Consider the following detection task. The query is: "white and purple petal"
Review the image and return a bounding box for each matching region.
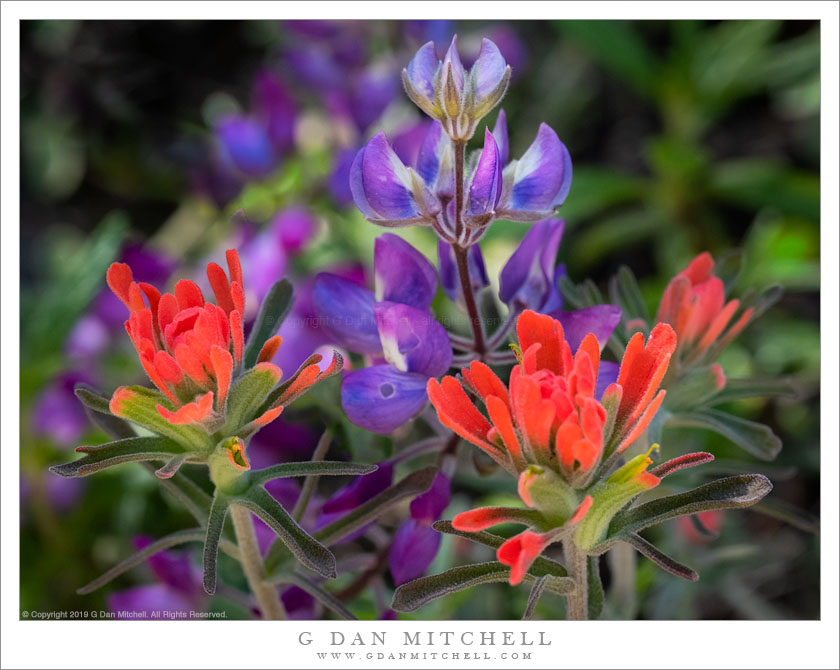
[352,132,421,221]
[374,234,438,310]
[404,41,440,100]
[507,123,573,212]
[313,273,381,354]
[467,127,503,216]
[441,35,466,96]
[341,365,431,434]
[374,301,452,377]
[471,38,508,100]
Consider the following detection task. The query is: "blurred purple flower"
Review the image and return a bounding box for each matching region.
[409,471,451,522]
[216,115,279,179]
[32,371,95,446]
[252,69,296,155]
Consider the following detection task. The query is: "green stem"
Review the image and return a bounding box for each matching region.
[564,539,589,621]
[229,503,287,620]
[292,431,331,522]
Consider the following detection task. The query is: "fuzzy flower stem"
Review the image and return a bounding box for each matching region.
[453,244,486,355]
[564,538,589,621]
[229,504,287,620]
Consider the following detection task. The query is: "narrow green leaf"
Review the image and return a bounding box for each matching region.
[74,384,113,415]
[669,409,783,460]
[243,279,294,368]
[753,497,820,534]
[609,265,650,324]
[203,493,230,595]
[392,561,575,613]
[704,377,797,406]
[249,461,378,486]
[432,520,568,577]
[77,528,239,595]
[313,467,438,547]
[155,454,188,479]
[276,572,357,620]
[292,430,332,522]
[604,474,773,545]
[522,575,549,620]
[588,555,605,620]
[234,488,336,579]
[50,436,188,478]
[626,533,698,581]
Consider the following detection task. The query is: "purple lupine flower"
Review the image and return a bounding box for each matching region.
[32,371,96,446]
[316,463,394,542]
[437,240,489,305]
[549,305,622,352]
[499,218,565,310]
[415,121,455,201]
[390,120,432,168]
[374,234,437,309]
[350,133,439,225]
[402,35,511,141]
[216,115,279,179]
[107,539,205,619]
[409,470,451,522]
[314,235,452,433]
[252,69,296,155]
[497,122,573,221]
[350,65,400,133]
[389,471,451,586]
[389,520,443,586]
[329,147,357,206]
[273,207,318,255]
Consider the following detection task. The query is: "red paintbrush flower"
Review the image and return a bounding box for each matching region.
[426,309,677,584]
[656,252,754,370]
[106,249,340,434]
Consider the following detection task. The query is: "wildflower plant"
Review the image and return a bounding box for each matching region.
[49,30,795,621]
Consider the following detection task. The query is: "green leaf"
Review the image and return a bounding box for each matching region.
[626,533,698,581]
[109,385,212,451]
[668,409,783,460]
[392,561,575,613]
[234,488,336,579]
[313,467,438,547]
[703,377,797,406]
[601,474,773,549]
[74,384,113,415]
[203,492,230,595]
[223,364,283,432]
[77,528,240,595]
[608,265,650,325]
[753,497,820,534]
[274,572,357,620]
[50,436,188,478]
[243,279,294,368]
[710,160,819,221]
[665,366,728,411]
[249,461,377,486]
[522,575,549,620]
[559,166,645,221]
[432,520,568,577]
[588,555,605,620]
[559,21,659,98]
